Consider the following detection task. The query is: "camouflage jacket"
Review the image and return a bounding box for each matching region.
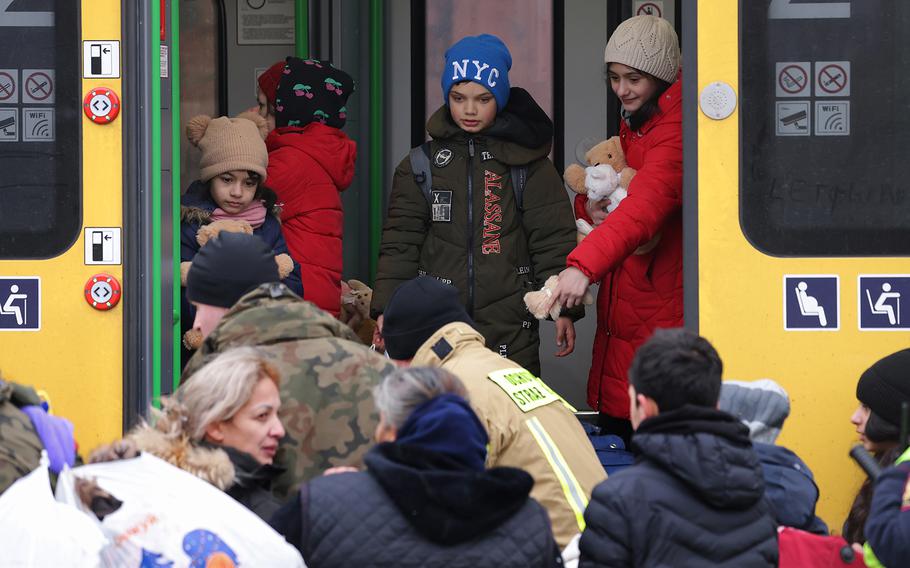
[182,283,394,500]
[0,379,43,495]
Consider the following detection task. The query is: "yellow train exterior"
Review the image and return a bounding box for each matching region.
[694,1,909,526]
[0,2,124,451]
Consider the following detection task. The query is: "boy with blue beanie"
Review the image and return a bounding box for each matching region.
[371,34,581,376]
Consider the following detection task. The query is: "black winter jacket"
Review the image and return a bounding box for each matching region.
[271,442,561,568]
[371,88,579,375]
[579,406,779,568]
[219,445,284,521]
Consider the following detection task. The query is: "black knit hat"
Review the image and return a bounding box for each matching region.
[274,57,354,129]
[186,232,280,308]
[382,277,474,360]
[856,348,910,427]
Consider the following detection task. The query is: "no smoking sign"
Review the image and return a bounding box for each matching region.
[815,61,850,97]
[776,62,810,97]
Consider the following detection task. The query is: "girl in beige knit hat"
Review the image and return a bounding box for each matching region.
[179,112,303,367]
[552,15,684,445]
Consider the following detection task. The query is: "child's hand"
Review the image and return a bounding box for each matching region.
[584,197,610,227]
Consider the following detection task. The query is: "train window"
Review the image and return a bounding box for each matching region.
[740,0,910,256]
[424,0,554,126]
[0,2,81,259]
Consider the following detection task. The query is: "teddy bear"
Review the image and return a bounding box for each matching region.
[523,274,595,321]
[340,279,378,347]
[564,137,637,243]
[180,218,294,351]
[564,137,661,255]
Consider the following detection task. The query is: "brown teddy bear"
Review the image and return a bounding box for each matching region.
[180,219,294,350]
[523,274,595,321]
[564,137,660,254]
[340,279,378,347]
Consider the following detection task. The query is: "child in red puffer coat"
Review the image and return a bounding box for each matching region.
[256,57,356,317]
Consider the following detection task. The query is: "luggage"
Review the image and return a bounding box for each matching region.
[581,421,634,475]
[778,526,866,568]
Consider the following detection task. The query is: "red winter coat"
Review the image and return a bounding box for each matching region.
[266,122,356,317]
[568,76,683,419]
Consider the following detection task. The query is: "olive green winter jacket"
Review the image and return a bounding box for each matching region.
[371,88,579,375]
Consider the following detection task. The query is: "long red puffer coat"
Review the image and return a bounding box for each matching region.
[266,122,356,317]
[568,76,683,419]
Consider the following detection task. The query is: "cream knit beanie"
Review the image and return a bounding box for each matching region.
[604,15,680,83]
[186,111,269,182]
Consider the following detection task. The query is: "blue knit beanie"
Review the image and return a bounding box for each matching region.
[395,393,489,471]
[441,34,512,111]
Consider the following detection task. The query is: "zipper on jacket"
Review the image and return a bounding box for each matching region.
[596,273,615,414]
[466,138,476,316]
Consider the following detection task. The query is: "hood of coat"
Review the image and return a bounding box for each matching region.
[364,442,533,546]
[128,423,236,491]
[752,442,821,529]
[633,405,766,509]
[426,87,553,165]
[183,283,360,379]
[266,121,357,191]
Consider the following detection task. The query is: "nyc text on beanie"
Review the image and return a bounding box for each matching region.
[441,34,512,111]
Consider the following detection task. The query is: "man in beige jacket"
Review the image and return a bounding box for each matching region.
[379,276,606,550]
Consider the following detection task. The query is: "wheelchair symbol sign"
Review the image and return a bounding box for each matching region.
[858,275,910,331]
[0,277,40,331]
[784,275,839,331]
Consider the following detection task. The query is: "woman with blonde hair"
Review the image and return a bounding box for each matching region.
[92,347,286,520]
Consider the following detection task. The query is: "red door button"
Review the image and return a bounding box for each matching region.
[83,88,120,123]
[84,274,121,310]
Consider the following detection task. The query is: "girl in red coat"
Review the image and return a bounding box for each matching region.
[553,15,683,443]
[256,57,356,317]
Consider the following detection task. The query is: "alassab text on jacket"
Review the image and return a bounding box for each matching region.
[181,283,394,499]
[864,447,910,568]
[412,322,606,549]
[579,406,778,567]
[569,76,683,418]
[266,122,357,317]
[371,88,579,376]
[273,442,561,568]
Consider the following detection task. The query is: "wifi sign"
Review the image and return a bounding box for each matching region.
[814,101,849,136]
[22,108,54,142]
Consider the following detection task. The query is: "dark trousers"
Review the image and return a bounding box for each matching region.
[598,414,634,449]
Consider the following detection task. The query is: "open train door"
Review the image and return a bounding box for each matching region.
[687,0,910,527]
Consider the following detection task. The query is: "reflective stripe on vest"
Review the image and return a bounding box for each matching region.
[525,416,588,532]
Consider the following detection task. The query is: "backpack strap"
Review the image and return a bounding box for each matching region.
[409,141,433,203]
[511,165,528,213]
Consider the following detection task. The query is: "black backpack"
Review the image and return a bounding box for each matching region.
[409,141,528,215]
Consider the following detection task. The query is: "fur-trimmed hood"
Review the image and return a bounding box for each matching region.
[127,423,236,490]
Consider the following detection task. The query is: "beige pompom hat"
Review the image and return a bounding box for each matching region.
[186,111,269,182]
[604,15,680,83]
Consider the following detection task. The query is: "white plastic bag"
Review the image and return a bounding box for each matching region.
[0,457,105,567]
[56,453,304,568]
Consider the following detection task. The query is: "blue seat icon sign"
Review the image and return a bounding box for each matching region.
[859,276,910,330]
[0,277,40,331]
[784,275,839,331]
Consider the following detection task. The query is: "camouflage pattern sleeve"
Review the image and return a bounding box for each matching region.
[0,381,43,495]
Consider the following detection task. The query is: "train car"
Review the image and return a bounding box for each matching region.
[0,0,905,530]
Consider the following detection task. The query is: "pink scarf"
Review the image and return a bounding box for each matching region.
[211,200,267,229]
